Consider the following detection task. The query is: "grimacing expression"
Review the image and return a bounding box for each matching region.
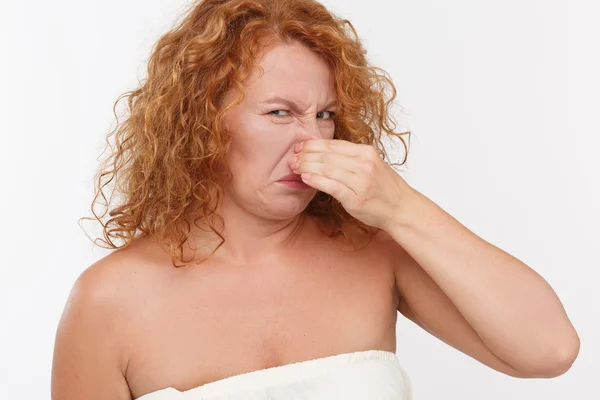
[221,42,339,219]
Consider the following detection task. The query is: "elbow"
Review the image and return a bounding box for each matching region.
[521,334,581,378]
[546,336,580,377]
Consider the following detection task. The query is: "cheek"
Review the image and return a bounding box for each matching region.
[227,122,287,175]
[228,120,269,159]
[325,125,336,139]
[242,116,289,145]
[242,121,295,164]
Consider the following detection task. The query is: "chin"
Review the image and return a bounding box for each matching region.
[268,198,314,219]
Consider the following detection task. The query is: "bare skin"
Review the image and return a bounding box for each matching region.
[121,216,399,399]
[52,42,402,399]
[51,215,401,400]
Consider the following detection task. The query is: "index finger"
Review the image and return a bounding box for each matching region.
[296,139,367,156]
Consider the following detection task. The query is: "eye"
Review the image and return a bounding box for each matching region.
[317,111,336,120]
[269,110,290,117]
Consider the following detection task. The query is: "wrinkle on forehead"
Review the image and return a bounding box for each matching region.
[242,44,337,110]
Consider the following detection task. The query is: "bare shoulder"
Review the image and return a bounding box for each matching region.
[370,229,419,306]
[367,228,404,293]
[51,236,165,399]
[372,229,415,283]
[65,236,166,316]
[370,229,405,265]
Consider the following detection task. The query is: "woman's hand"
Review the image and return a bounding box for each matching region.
[288,139,415,231]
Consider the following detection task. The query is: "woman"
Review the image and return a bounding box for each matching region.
[51,0,580,399]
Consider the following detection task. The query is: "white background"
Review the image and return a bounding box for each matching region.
[1,0,598,398]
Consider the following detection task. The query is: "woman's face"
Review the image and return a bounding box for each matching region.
[220,42,338,220]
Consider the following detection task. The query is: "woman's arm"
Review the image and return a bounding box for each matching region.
[385,187,580,378]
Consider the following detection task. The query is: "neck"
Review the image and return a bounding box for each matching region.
[183,196,313,266]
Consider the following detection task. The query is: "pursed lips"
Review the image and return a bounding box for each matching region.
[278,173,302,181]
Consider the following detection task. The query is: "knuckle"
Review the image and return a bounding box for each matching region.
[362,160,376,174]
[334,181,344,196]
[323,165,335,178]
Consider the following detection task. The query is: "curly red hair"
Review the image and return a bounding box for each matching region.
[80,0,411,268]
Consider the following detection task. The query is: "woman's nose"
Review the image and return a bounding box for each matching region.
[295,120,322,141]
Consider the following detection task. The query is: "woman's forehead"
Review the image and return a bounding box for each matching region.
[244,44,336,93]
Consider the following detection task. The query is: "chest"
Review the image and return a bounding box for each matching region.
[125,237,399,398]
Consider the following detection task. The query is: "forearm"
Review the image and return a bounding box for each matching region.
[387,188,580,374]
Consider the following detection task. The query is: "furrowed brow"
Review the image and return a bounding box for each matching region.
[260,97,338,113]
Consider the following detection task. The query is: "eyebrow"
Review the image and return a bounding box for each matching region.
[259,97,338,113]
